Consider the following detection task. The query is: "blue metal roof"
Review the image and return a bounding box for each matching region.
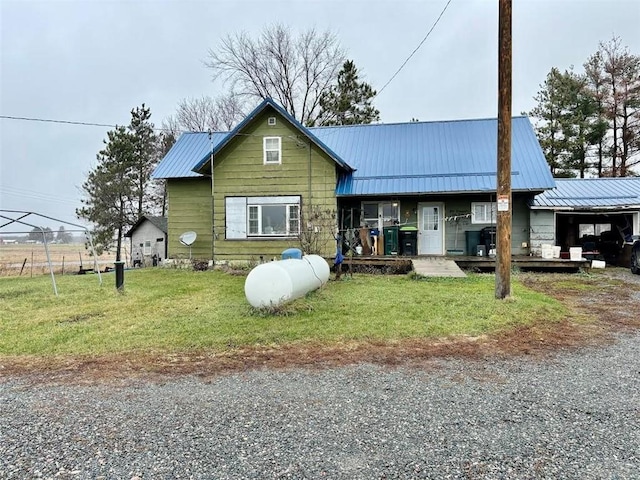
[311,116,555,195]
[152,103,555,195]
[152,132,226,178]
[533,178,640,209]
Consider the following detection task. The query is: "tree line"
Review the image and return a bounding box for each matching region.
[78,24,380,260]
[24,226,73,243]
[528,36,640,178]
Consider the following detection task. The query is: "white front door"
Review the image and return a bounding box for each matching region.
[418,203,444,255]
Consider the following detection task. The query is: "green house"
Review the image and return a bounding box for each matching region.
[152,99,557,261]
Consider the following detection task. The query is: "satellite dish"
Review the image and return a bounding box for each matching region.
[179,231,197,259]
[179,231,197,246]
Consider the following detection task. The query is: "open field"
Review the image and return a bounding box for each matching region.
[0,243,117,277]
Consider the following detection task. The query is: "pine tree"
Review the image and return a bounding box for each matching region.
[315,60,380,126]
[77,125,136,259]
[129,104,159,217]
[529,67,609,178]
[560,71,607,178]
[529,68,573,177]
[77,105,161,260]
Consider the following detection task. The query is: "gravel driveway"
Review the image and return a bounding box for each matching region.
[2,330,639,479]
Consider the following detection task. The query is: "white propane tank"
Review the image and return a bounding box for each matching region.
[244,255,330,308]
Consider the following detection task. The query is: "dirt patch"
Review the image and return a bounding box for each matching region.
[2,269,638,385]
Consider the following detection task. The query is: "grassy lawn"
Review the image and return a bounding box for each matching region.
[0,269,567,357]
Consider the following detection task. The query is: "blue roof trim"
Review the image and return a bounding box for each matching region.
[533,178,640,209]
[192,98,354,174]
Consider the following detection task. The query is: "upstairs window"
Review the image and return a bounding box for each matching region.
[471,202,496,224]
[263,137,281,164]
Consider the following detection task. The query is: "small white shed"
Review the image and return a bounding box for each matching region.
[125,216,168,266]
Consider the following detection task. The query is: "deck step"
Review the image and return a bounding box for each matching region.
[411,258,467,278]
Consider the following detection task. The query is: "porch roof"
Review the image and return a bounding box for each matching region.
[532,178,640,210]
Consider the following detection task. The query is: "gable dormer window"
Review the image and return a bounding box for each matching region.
[263,137,281,164]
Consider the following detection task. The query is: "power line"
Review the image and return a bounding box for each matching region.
[0,114,177,133]
[0,115,117,129]
[377,0,454,97]
[0,186,83,207]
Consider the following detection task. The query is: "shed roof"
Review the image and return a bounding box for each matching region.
[152,100,555,195]
[532,178,640,210]
[125,216,168,237]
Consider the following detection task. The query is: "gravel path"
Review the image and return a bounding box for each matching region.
[2,332,639,479]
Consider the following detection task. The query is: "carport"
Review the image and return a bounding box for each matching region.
[531,178,640,265]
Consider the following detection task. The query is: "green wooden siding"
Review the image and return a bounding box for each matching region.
[166,178,212,259]
[212,108,338,260]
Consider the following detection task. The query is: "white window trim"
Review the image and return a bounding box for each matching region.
[248,203,300,237]
[225,196,301,239]
[143,240,152,255]
[361,201,401,230]
[263,137,281,165]
[471,202,497,224]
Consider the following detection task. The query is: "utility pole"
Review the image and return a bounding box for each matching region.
[496,0,512,299]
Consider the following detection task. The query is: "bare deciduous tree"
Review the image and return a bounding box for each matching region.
[175,95,244,132]
[205,24,346,126]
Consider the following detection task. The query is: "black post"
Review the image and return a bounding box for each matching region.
[115,261,125,291]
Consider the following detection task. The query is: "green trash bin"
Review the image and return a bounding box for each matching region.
[399,226,418,256]
[465,230,482,256]
[383,226,399,255]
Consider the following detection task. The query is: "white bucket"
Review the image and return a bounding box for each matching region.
[541,244,553,259]
[552,246,561,259]
[355,246,363,255]
[591,260,606,269]
[569,247,583,261]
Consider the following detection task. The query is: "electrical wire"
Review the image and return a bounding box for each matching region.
[0,186,83,207]
[1,1,454,134]
[376,0,454,97]
[0,115,117,129]
[0,114,182,133]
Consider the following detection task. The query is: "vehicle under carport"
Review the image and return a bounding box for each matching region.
[531,178,640,266]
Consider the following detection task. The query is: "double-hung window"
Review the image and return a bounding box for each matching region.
[225,196,300,239]
[471,202,497,224]
[263,137,281,164]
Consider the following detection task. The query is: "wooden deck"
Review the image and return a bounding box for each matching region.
[452,255,590,272]
[331,255,590,272]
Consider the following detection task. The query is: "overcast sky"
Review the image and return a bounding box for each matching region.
[1,0,639,231]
